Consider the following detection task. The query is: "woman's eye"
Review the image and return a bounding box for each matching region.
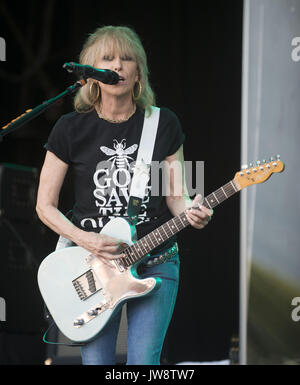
[103,56,113,61]
[122,56,132,61]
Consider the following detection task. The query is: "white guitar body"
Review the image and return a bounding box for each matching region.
[38,218,161,343]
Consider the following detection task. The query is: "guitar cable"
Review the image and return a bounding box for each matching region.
[42,319,86,347]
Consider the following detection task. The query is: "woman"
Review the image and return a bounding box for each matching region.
[36,25,212,365]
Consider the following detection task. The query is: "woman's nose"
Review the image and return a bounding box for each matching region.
[113,57,122,71]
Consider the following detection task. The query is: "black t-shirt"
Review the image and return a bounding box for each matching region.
[45,106,185,253]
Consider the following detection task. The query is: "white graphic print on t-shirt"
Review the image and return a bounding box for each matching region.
[80,139,151,229]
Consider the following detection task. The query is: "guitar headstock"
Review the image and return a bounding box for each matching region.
[234,155,285,190]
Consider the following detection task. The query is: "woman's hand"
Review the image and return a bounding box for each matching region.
[76,231,126,267]
[185,194,213,229]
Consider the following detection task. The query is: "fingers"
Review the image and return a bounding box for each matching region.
[197,204,213,218]
[186,199,214,230]
[193,193,204,206]
[186,209,207,229]
[92,250,125,270]
[97,250,124,260]
[81,232,128,263]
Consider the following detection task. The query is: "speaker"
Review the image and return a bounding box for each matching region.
[0,163,56,334]
[0,218,51,334]
[0,163,38,221]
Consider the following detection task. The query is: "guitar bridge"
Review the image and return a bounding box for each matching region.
[72,269,102,301]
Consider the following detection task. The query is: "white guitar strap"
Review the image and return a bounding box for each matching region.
[127,106,160,223]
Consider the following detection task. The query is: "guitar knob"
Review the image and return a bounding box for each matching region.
[88,309,98,316]
[74,318,84,326]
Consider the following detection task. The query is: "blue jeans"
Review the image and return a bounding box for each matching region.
[80,247,180,365]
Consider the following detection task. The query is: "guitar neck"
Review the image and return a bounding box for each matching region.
[122,179,240,267]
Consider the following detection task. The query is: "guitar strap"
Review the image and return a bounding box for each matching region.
[127,106,160,224]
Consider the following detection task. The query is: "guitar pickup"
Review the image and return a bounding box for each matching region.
[72,269,102,301]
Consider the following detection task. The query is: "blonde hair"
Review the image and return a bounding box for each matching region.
[74,25,156,115]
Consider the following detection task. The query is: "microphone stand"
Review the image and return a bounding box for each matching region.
[0,79,86,141]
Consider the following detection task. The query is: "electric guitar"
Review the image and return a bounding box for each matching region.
[38,157,284,342]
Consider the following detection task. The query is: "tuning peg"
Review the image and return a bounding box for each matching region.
[249,163,253,167]
[262,159,266,163]
[270,156,274,161]
[241,164,248,170]
[256,160,261,165]
[276,154,281,160]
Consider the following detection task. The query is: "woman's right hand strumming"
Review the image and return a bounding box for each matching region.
[76,231,126,267]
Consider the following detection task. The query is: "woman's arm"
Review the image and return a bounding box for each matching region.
[165,145,213,229]
[36,151,124,262]
[36,151,79,241]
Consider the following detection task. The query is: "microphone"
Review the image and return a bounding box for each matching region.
[63,62,120,84]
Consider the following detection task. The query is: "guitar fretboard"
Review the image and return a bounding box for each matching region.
[121,180,239,267]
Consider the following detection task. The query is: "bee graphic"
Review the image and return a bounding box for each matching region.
[100,139,138,169]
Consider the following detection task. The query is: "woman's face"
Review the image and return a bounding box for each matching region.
[94,47,139,100]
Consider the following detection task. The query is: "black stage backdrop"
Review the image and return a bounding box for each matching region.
[0,0,242,364]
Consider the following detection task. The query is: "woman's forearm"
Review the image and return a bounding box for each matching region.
[36,203,84,244]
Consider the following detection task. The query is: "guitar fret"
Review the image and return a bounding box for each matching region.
[170,218,178,231]
[212,192,220,204]
[230,180,238,192]
[179,212,189,227]
[141,241,149,255]
[123,249,133,266]
[224,182,232,191]
[142,238,151,253]
[178,214,186,227]
[132,243,143,260]
[129,248,138,263]
[215,189,226,203]
[173,217,182,231]
[161,225,169,239]
[161,226,168,240]
[203,198,212,209]
[206,194,218,208]
[167,221,176,234]
[176,216,184,227]
[226,184,235,196]
[153,229,164,243]
[143,236,152,252]
[149,234,158,247]
[221,186,228,198]
[137,241,147,257]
